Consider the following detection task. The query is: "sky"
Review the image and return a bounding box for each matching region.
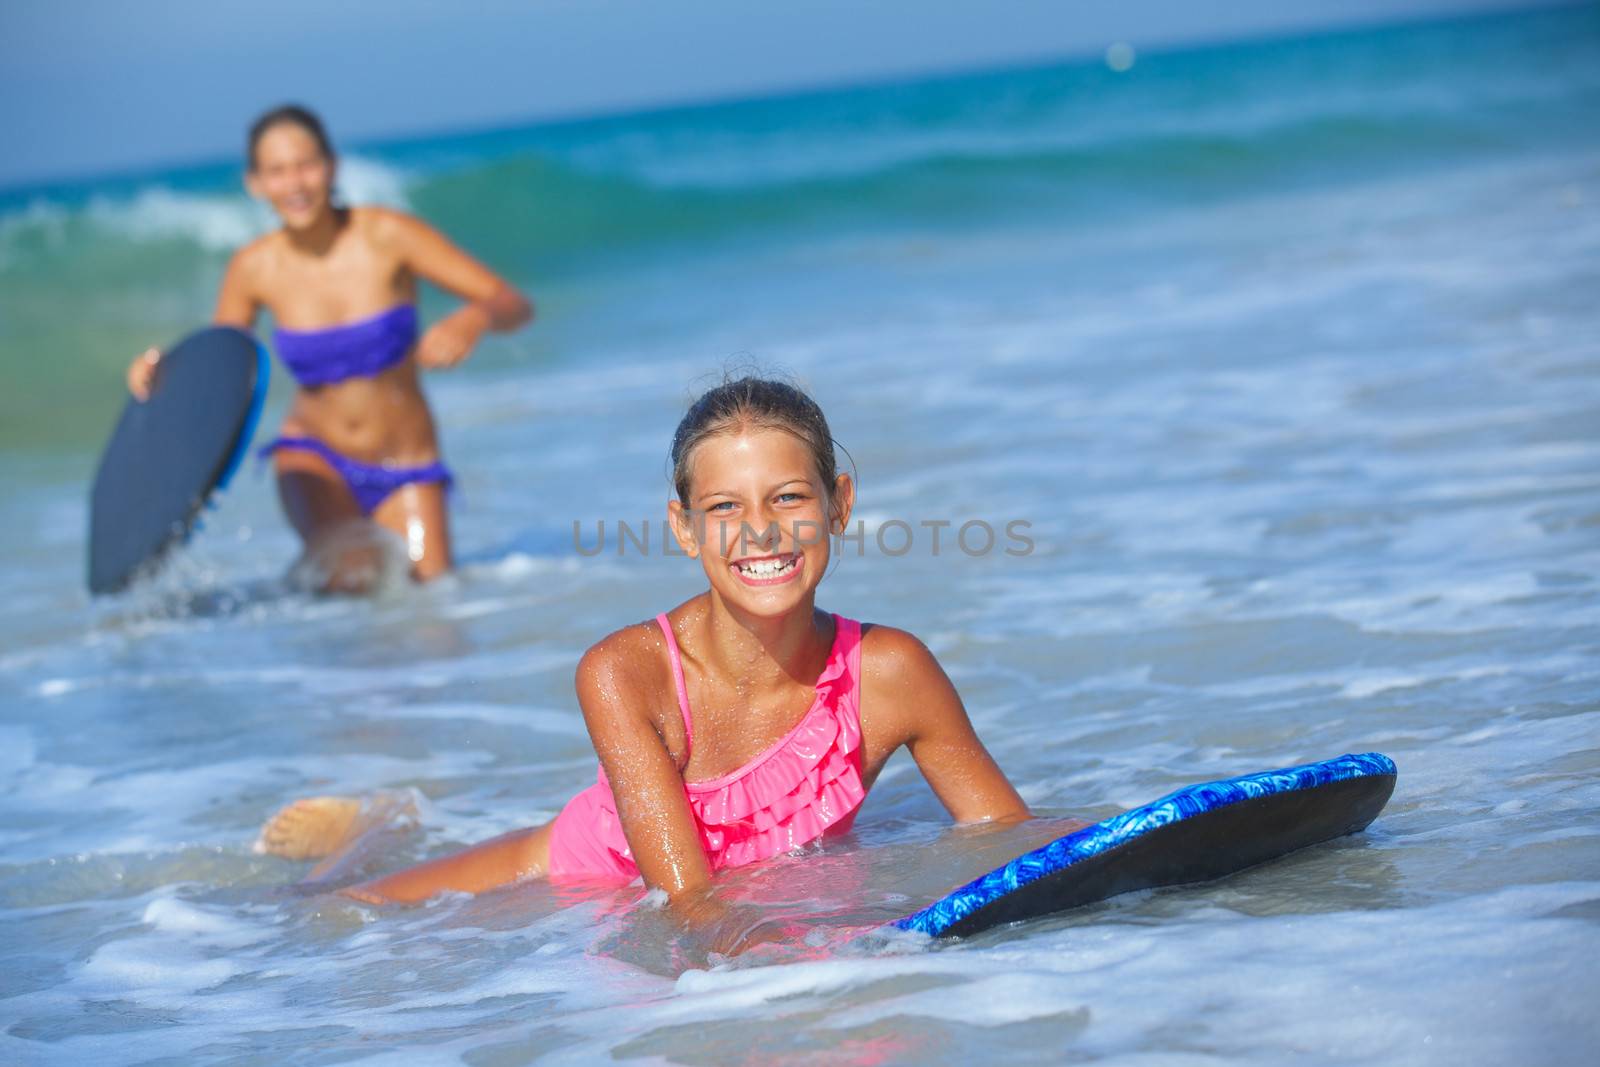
[0,0,1563,190]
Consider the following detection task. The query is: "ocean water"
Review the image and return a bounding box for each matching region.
[3,7,1599,1064]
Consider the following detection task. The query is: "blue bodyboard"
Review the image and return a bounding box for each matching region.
[897,752,1396,939]
[87,327,269,594]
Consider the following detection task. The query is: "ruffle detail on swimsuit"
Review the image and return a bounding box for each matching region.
[274,304,418,388]
[685,621,866,868]
[552,615,867,882]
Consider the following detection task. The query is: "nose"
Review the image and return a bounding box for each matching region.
[742,504,782,554]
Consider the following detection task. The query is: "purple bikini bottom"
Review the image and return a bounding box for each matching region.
[260,436,453,515]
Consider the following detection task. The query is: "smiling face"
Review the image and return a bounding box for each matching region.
[246,122,335,232]
[669,427,853,620]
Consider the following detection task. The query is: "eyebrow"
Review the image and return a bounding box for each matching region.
[694,478,815,504]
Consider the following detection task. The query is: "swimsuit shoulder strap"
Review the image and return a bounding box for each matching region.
[655,613,694,751]
[835,614,865,727]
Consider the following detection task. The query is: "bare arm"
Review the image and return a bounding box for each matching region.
[128,247,259,399]
[212,248,260,329]
[575,631,714,900]
[863,626,1030,823]
[381,210,531,368]
[576,629,846,954]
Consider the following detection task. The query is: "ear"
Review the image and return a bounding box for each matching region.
[667,499,702,559]
[244,169,263,200]
[829,472,855,534]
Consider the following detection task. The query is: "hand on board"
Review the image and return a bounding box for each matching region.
[127,347,161,401]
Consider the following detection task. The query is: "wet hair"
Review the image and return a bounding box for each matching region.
[247,105,335,170]
[670,376,840,505]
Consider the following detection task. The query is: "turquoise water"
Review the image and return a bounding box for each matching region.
[3,8,1599,1064]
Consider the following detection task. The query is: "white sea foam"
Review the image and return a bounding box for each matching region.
[80,937,242,997]
[142,894,278,948]
[85,186,273,250]
[3,153,412,255]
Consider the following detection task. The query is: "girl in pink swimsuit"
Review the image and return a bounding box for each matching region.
[258,377,1030,934]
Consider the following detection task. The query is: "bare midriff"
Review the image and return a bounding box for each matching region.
[280,357,441,465]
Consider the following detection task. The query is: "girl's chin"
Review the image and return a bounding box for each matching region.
[712,575,814,615]
[722,596,810,621]
[279,205,332,229]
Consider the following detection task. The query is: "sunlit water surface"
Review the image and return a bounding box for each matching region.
[2,10,1598,1064]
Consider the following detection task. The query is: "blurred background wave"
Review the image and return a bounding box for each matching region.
[3,6,1592,449]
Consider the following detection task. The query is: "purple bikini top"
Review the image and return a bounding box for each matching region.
[273,305,418,388]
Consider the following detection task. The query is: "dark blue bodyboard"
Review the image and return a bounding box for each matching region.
[88,327,268,594]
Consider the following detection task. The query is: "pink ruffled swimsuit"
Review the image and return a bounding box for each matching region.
[546,613,866,883]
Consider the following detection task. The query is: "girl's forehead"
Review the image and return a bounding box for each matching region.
[690,427,816,482]
[257,124,322,161]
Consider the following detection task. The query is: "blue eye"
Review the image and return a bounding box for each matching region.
[708,501,737,512]
[777,493,806,503]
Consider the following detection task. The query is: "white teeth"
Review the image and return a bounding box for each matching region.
[737,556,796,578]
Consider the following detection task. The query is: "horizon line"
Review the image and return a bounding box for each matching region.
[0,1,1562,198]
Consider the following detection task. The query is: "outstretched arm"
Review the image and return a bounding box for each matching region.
[381,209,531,368]
[128,247,259,399]
[863,626,1030,823]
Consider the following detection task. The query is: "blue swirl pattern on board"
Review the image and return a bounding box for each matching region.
[895,752,1397,938]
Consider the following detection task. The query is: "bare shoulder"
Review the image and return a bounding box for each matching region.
[574,620,673,711]
[228,233,276,279]
[352,205,428,248]
[858,622,966,747]
[215,236,274,313]
[859,623,944,685]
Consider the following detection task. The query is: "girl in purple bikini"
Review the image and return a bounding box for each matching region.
[127,105,531,587]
